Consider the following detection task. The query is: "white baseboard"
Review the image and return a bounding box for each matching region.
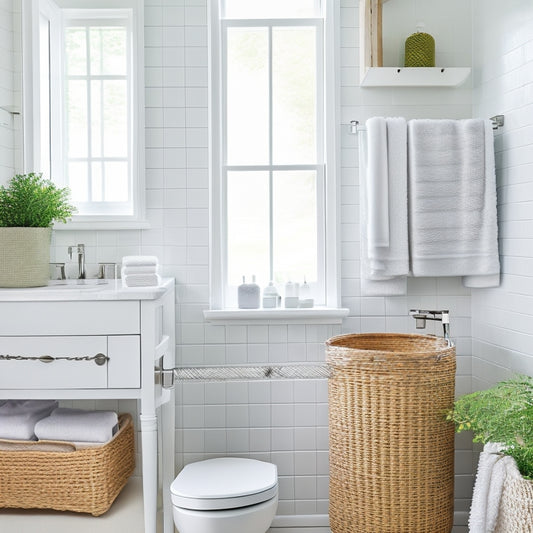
[268,514,330,532]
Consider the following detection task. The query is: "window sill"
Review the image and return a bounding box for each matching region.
[203,307,349,325]
[54,219,151,231]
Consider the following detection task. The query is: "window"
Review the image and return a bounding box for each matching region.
[210,0,340,309]
[23,0,146,228]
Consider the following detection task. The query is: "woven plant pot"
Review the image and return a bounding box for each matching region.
[326,333,456,533]
[495,458,533,532]
[0,227,52,287]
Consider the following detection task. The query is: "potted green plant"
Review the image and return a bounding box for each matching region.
[0,172,76,287]
[448,375,533,531]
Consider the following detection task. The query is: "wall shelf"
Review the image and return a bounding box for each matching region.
[360,67,471,87]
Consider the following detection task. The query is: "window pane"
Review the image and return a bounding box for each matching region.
[91,161,103,201]
[227,171,270,286]
[273,171,317,284]
[90,26,127,76]
[224,0,318,18]
[104,162,129,202]
[91,80,102,158]
[273,27,316,165]
[68,162,88,202]
[66,80,88,158]
[102,80,128,157]
[65,27,87,76]
[226,27,269,166]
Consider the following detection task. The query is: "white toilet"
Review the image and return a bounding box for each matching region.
[170,457,278,533]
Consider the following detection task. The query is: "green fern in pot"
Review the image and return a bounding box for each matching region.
[0,173,76,288]
[448,374,533,479]
[0,172,76,227]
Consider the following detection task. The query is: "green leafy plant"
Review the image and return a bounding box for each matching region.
[447,374,533,480]
[0,173,76,227]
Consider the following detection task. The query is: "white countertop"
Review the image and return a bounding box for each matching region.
[0,278,174,301]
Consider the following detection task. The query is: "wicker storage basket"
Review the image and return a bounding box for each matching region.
[326,333,456,533]
[495,457,533,532]
[0,413,135,516]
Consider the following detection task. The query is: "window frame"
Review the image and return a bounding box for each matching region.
[22,0,147,230]
[208,0,341,312]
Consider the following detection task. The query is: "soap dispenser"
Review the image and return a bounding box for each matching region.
[262,281,279,308]
[299,279,314,308]
[238,275,260,309]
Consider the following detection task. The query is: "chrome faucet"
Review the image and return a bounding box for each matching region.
[68,244,86,279]
[409,309,451,342]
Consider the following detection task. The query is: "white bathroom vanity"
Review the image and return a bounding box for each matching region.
[0,278,176,533]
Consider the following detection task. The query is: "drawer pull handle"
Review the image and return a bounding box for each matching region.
[0,353,109,366]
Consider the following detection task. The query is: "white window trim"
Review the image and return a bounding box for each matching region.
[22,0,148,230]
[207,0,342,317]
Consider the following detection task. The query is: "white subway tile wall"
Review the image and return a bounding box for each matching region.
[471,0,533,390]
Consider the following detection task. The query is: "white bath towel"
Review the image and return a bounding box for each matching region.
[469,443,513,533]
[121,255,159,267]
[360,117,409,296]
[0,400,58,440]
[121,265,159,276]
[122,273,161,288]
[408,119,500,284]
[34,408,118,443]
[366,117,390,249]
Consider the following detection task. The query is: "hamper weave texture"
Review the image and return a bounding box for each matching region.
[326,333,456,533]
[0,413,135,516]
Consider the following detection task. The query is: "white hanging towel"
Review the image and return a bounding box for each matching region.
[408,118,500,286]
[360,117,409,296]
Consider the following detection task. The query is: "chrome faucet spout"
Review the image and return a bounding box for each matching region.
[68,244,86,279]
[409,309,451,343]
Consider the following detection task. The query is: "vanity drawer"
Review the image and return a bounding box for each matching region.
[0,336,140,389]
[0,301,140,336]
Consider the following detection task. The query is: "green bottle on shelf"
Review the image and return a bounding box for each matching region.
[404,23,435,67]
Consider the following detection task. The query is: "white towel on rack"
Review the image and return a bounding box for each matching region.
[34,408,118,443]
[0,400,58,440]
[408,118,500,285]
[360,117,409,296]
[366,117,390,249]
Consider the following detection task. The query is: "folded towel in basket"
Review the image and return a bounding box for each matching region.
[34,408,119,443]
[0,400,58,440]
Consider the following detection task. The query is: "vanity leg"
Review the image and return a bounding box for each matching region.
[141,413,158,533]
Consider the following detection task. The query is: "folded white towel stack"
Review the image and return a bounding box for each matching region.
[0,400,58,440]
[34,408,119,443]
[121,255,161,288]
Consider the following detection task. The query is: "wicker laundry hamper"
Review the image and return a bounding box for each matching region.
[326,333,456,533]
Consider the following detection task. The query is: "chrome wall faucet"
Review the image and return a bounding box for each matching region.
[409,309,451,342]
[68,244,86,279]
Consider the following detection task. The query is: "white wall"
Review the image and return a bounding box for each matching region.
[471,0,533,388]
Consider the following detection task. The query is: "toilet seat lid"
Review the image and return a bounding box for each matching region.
[171,457,278,511]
